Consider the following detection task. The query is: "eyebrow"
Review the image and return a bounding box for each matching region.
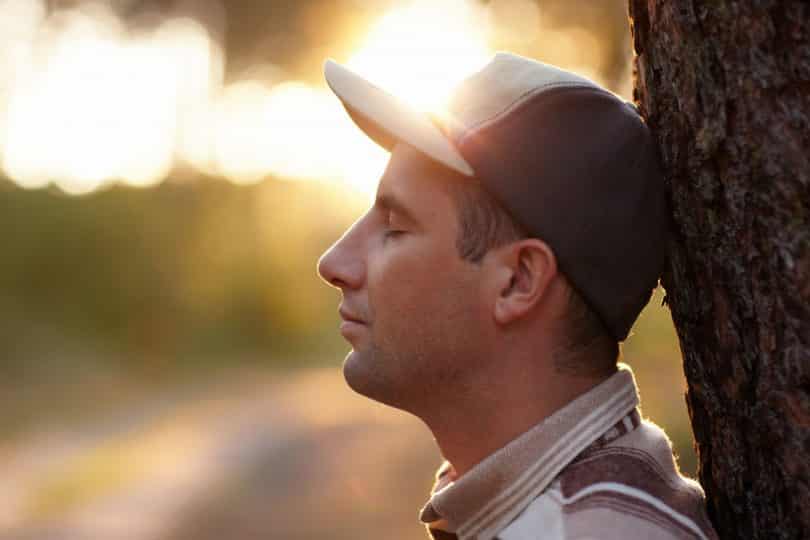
[374,192,420,224]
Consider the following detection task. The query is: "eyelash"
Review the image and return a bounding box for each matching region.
[382,211,405,240]
[383,229,404,240]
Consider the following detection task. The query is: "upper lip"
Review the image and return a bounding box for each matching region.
[339,306,366,324]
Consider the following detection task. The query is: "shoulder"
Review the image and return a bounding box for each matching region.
[496,420,718,540]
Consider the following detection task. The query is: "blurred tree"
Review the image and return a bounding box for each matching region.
[629,2,810,539]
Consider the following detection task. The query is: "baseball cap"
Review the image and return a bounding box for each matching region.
[324,52,669,342]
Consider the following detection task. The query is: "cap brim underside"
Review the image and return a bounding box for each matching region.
[324,59,474,177]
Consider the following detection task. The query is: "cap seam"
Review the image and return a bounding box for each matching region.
[455,82,601,147]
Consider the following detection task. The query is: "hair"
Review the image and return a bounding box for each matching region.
[442,175,620,376]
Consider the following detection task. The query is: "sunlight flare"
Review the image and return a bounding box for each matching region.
[0,3,219,193]
[347,0,492,112]
[0,0,500,196]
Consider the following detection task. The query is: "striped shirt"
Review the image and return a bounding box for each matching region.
[418,364,718,540]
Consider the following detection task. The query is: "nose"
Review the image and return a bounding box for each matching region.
[317,221,366,291]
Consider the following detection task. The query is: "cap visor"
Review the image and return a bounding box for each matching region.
[324,59,474,177]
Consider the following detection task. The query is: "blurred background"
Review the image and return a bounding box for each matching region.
[0,0,694,538]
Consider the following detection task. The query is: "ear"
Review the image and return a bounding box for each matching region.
[490,239,558,325]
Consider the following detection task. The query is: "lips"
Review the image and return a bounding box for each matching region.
[339,306,366,324]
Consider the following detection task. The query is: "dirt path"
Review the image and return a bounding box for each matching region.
[0,368,437,540]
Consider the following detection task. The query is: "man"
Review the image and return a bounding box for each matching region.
[317,52,718,540]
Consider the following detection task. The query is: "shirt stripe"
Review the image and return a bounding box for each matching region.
[419,364,717,540]
[467,386,637,539]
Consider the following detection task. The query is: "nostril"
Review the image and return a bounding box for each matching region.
[319,257,364,291]
[330,277,349,289]
[317,250,354,290]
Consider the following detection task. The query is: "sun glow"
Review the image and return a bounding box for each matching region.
[347,0,492,112]
[0,2,219,194]
[0,0,494,196]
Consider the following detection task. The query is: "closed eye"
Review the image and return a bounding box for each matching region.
[383,229,405,240]
[382,210,406,240]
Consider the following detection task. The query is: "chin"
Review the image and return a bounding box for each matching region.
[342,348,408,410]
[342,349,381,398]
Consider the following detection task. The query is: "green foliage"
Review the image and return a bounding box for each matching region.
[0,176,364,371]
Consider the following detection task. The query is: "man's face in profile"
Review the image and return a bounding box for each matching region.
[317,143,489,413]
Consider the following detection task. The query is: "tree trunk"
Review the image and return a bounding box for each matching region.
[628,2,810,539]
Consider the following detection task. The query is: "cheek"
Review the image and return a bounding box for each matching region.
[367,246,431,320]
[369,245,483,340]
[368,236,452,302]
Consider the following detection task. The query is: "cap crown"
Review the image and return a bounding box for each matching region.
[440,53,668,341]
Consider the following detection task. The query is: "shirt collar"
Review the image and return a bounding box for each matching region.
[419,363,640,540]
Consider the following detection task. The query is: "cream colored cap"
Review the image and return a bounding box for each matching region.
[323,59,474,177]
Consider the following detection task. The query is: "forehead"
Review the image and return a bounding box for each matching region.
[376,144,465,212]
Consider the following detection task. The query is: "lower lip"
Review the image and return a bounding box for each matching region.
[340,320,366,336]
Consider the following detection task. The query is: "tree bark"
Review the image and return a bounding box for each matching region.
[628,2,810,539]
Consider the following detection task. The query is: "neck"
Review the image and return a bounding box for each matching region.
[423,360,614,477]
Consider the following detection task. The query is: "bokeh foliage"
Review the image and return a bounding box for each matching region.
[0,175,364,371]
